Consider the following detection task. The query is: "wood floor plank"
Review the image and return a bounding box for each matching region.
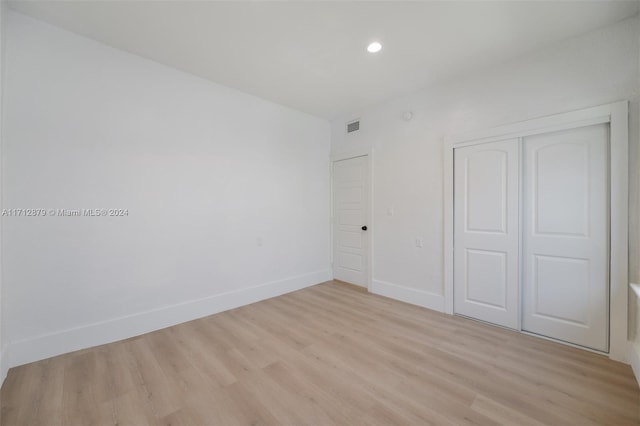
[61,351,102,426]
[1,280,638,425]
[122,336,184,419]
[470,394,547,426]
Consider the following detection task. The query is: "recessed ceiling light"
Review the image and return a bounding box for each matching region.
[367,41,382,53]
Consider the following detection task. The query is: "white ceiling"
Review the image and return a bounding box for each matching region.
[8,1,640,119]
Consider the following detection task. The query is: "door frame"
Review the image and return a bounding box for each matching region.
[331,148,374,290]
[444,101,629,362]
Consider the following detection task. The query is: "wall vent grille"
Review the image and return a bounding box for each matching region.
[347,120,360,133]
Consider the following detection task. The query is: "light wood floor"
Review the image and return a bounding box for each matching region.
[1,281,639,426]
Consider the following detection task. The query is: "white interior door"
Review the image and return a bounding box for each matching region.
[332,156,368,287]
[454,139,520,329]
[522,124,609,352]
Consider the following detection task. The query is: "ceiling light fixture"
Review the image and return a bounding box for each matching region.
[367,41,382,53]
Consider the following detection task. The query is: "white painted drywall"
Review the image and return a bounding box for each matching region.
[331,17,639,309]
[629,18,640,386]
[0,0,7,386]
[3,11,331,367]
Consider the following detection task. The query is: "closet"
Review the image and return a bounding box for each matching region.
[449,104,625,354]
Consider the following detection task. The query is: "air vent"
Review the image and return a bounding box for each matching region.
[347,120,360,134]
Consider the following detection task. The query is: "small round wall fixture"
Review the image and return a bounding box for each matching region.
[367,41,382,53]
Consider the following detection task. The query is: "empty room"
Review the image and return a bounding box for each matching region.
[0,0,639,425]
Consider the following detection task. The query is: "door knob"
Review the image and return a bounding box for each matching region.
[361,226,368,231]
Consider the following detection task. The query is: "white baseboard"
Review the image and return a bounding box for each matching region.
[371,279,445,312]
[9,269,331,367]
[630,341,640,388]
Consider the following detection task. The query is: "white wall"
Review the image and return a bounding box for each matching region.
[629,17,640,385]
[331,17,639,309]
[3,11,331,367]
[0,0,7,385]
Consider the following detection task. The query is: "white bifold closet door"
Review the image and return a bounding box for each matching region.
[453,139,520,330]
[521,124,609,352]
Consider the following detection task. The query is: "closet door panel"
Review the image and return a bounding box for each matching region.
[454,139,519,329]
[522,124,609,352]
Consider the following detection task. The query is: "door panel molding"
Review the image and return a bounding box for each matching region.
[465,248,508,309]
[464,149,509,234]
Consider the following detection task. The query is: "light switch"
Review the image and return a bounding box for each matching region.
[415,237,423,248]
